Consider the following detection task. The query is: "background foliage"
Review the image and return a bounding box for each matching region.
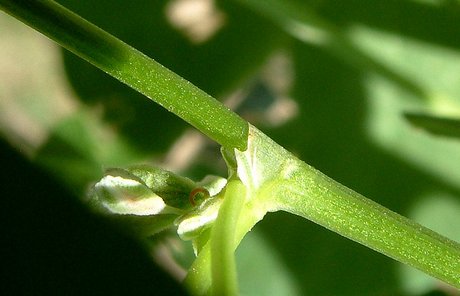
[1,0,460,295]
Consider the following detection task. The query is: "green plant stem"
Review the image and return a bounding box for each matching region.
[0,0,248,150]
[210,180,246,295]
[255,145,460,286]
[184,186,263,295]
[278,174,460,287]
[233,126,460,288]
[185,126,460,292]
[183,243,212,295]
[3,0,459,290]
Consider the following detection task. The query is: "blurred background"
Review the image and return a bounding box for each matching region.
[1,0,460,295]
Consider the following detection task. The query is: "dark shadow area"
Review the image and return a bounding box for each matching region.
[0,138,186,295]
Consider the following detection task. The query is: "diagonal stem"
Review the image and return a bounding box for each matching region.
[0,0,248,150]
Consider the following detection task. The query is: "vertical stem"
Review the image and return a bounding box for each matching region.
[211,180,246,295]
[183,183,261,295]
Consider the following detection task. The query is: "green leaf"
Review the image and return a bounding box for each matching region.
[91,171,169,216]
[123,165,197,210]
[88,165,197,237]
[176,194,223,242]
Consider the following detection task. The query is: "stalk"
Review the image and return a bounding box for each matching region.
[277,165,460,288]
[210,180,246,295]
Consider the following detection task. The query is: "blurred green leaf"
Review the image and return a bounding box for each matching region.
[35,110,144,194]
[316,0,460,52]
[236,230,301,296]
[404,113,460,139]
